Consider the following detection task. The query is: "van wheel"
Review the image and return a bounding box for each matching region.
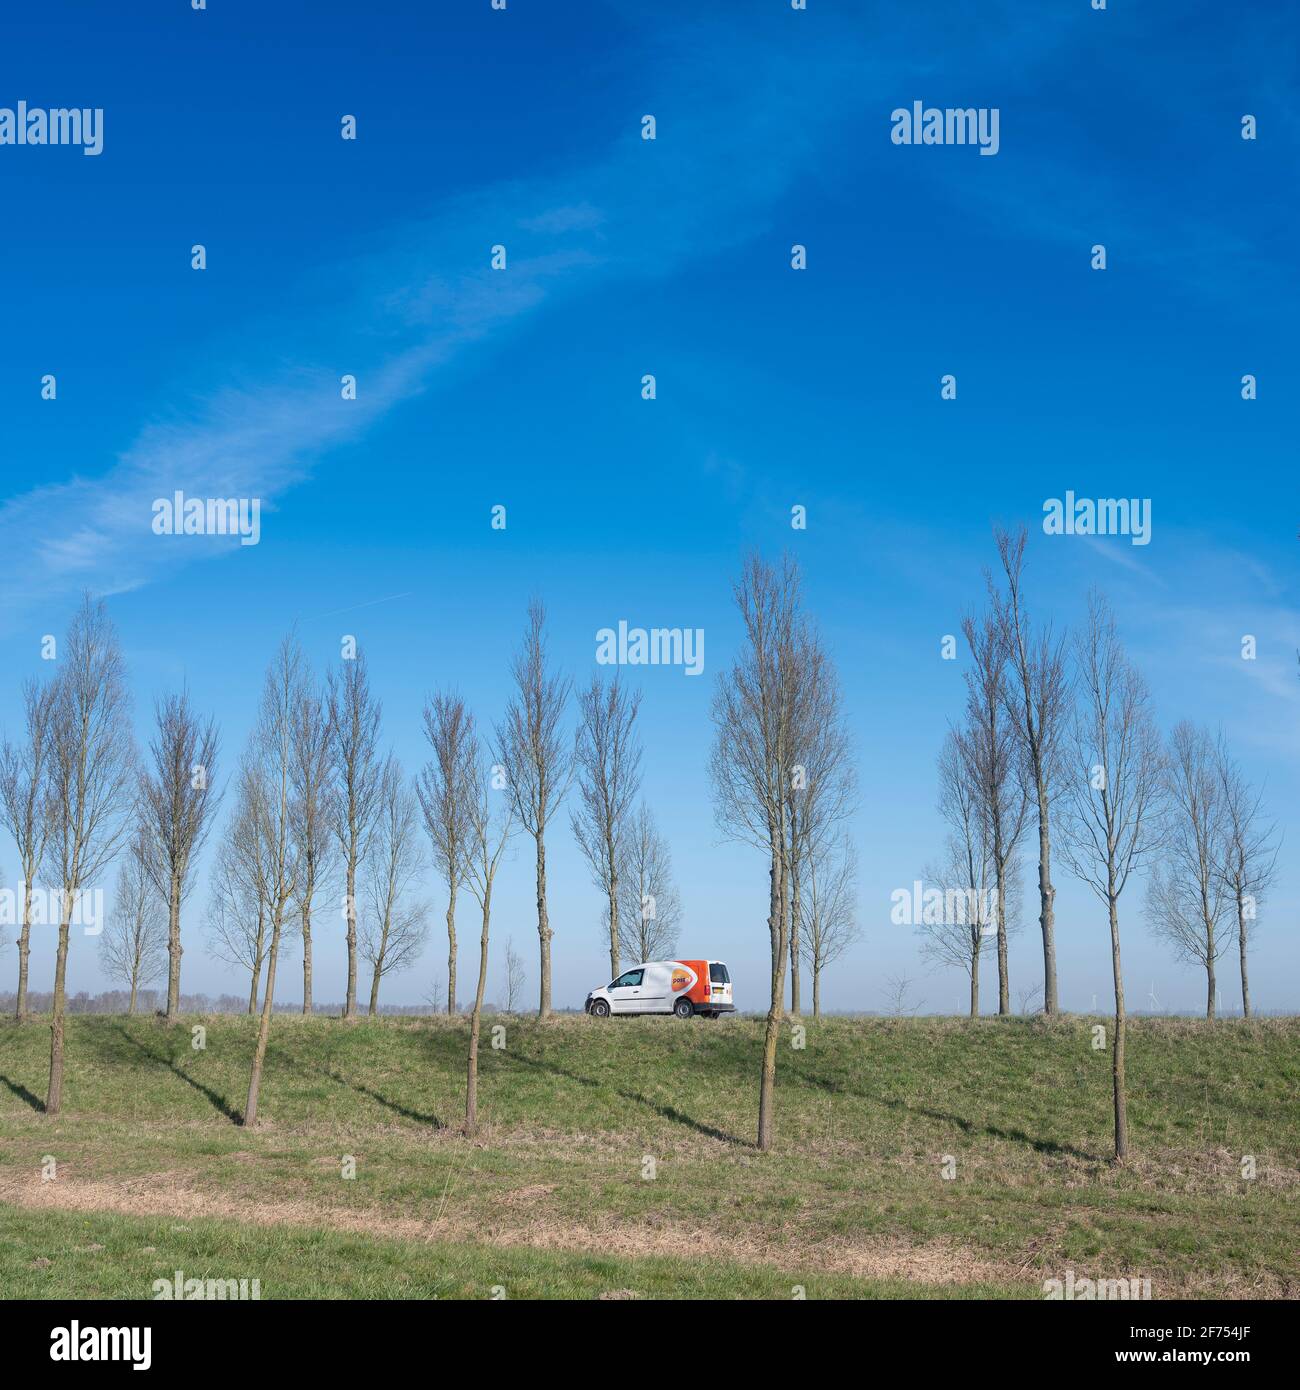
[590,1000,610,1018]
[673,998,694,1020]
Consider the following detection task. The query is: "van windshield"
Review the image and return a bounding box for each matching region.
[709,963,730,984]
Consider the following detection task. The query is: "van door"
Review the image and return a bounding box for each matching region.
[708,962,733,1010]
[639,963,671,1012]
[607,968,645,1014]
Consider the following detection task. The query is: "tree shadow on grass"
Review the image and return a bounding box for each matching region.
[798,1069,1094,1161]
[110,1024,242,1124]
[502,1051,747,1147]
[0,1073,44,1112]
[320,1066,444,1128]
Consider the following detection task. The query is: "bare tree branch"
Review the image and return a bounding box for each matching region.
[361,759,430,1014]
[0,677,57,1020]
[494,599,572,1018]
[45,594,137,1115]
[326,650,383,1021]
[1058,593,1165,1162]
[137,688,221,1019]
[572,675,643,979]
[417,691,475,1014]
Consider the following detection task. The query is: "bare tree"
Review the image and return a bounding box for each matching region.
[327,651,383,1021]
[709,553,807,1151]
[962,608,1031,1015]
[1147,722,1231,1019]
[1214,737,1279,1018]
[461,720,517,1135]
[100,828,167,1013]
[291,675,333,1014]
[800,831,859,1018]
[205,764,271,1012]
[1017,982,1044,1016]
[784,632,855,1015]
[422,972,446,1015]
[614,803,682,964]
[881,972,924,1016]
[0,677,57,1021]
[572,675,643,980]
[242,638,306,1126]
[1058,594,1165,1162]
[992,526,1071,1015]
[502,936,525,1014]
[918,729,995,1017]
[137,690,220,1020]
[45,595,136,1115]
[361,760,430,1015]
[418,692,475,1014]
[495,600,573,1019]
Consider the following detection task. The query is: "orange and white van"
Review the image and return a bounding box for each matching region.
[586,960,734,1019]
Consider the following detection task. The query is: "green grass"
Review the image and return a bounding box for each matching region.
[1,1012,1297,1299]
[0,1203,1022,1300]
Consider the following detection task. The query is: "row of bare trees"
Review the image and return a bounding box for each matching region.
[925,530,1279,1162]
[0,599,141,1115]
[207,643,434,1025]
[0,612,222,1044]
[420,602,692,1029]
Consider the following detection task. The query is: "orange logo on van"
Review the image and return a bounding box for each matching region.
[671,968,692,992]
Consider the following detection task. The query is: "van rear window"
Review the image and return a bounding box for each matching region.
[709,964,729,984]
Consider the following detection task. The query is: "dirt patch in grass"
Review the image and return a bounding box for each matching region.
[0,1169,1027,1289]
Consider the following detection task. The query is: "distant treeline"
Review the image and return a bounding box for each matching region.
[0,990,584,1018]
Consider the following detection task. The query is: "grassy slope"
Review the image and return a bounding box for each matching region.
[0,1013,1296,1299]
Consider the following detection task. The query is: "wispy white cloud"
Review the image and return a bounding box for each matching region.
[0,9,884,632]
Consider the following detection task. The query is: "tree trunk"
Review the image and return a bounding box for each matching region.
[788,852,802,1016]
[1037,793,1058,1014]
[249,906,265,1014]
[165,874,182,1020]
[344,850,358,1019]
[446,883,458,1015]
[1238,896,1251,1019]
[606,832,620,979]
[15,881,33,1022]
[129,978,138,1015]
[536,832,551,1019]
[1108,891,1129,1163]
[970,949,980,1019]
[46,906,72,1116]
[369,956,383,1016]
[995,829,1009,1015]
[757,837,787,1152]
[1206,950,1216,1022]
[812,963,821,1019]
[465,889,492,1136]
[243,909,283,1126]
[301,903,313,1015]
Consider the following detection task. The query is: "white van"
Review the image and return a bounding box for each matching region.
[585,959,734,1019]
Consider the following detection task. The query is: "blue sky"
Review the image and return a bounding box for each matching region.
[1,0,1297,1012]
